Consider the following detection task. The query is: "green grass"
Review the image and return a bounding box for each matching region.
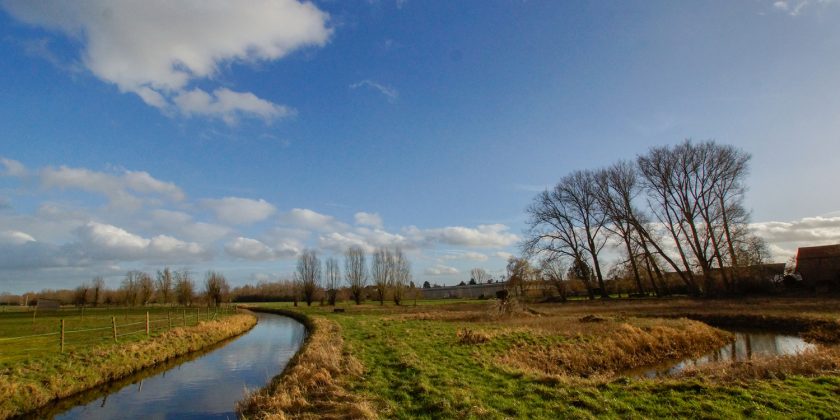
[252,299,840,419]
[0,305,231,364]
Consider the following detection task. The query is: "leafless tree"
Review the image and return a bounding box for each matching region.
[296,250,321,306]
[391,248,410,305]
[138,272,155,306]
[371,248,391,305]
[204,271,230,307]
[156,267,174,305]
[506,257,533,298]
[539,257,567,301]
[324,257,341,305]
[121,271,141,306]
[91,276,105,307]
[470,268,489,284]
[524,185,595,299]
[175,269,195,306]
[344,246,368,305]
[73,282,90,307]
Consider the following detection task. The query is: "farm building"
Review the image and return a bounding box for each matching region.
[795,244,840,291]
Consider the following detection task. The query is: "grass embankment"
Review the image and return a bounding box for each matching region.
[238,307,374,419]
[0,312,256,419]
[247,298,840,419]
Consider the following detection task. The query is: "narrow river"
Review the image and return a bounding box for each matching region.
[30,312,305,419]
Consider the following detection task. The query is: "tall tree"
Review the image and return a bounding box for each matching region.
[91,276,105,307]
[391,248,410,305]
[470,268,489,284]
[156,267,174,305]
[138,272,155,306]
[324,257,341,306]
[371,248,391,305]
[344,245,367,305]
[296,250,321,306]
[204,271,230,307]
[174,269,195,306]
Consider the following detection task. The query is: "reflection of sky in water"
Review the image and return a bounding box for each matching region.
[56,313,305,419]
[636,332,816,378]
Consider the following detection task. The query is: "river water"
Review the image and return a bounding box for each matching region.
[33,312,305,419]
[629,330,816,378]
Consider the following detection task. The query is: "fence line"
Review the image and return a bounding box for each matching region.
[0,305,238,354]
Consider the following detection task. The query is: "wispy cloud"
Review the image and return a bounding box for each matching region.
[350,79,399,102]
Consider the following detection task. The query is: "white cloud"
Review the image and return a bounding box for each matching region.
[40,165,184,209]
[0,230,36,245]
[280,208,347,231]
[350,79,399,102]
[2,0,331,122]
[424,264,459,276]
[751,216,840,248]
[441,251,488,261]
[0,157,26,177]
[76,221,208,261]
[203,197,276,225]
[225,236,298,260]
[407,224,519,248]
[494,251,514,261]
[354,211,383,228]
[770,0,837,16]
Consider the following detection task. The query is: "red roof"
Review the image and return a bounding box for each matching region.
[797,244,840,260]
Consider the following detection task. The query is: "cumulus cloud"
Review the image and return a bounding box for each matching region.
[280,208,347,231]
[0,230,36,245]
[771,0,837,16]
[751,215,840,259]
[349,79,399,102]
[424,264,459,276]
[407,224,519,248]
[40,165,184,209]
[76,221,208,261]
[354,211,383,228]
[203,197,276,225]
[2,0,331,122]
[225,236,298,260]
[0,157,26,177]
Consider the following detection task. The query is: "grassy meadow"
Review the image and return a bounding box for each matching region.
[243,298,840,419]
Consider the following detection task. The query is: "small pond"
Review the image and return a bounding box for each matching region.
[28,312,305,419]
[629,330,816,378]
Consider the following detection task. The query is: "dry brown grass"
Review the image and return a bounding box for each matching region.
[677,345,840,381]
[456,328,490,345]
[237,317,375,420]
[0,313,256,419]
[497,318,730,377]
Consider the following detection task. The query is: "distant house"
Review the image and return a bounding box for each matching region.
[795,244,840,291]
[420,282,507,299]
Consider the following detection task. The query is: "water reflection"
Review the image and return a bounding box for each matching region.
[632,331,816,378]
[42,313,304,420]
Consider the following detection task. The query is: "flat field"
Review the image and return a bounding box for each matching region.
[251,297,840,419]
[0,305,231,364]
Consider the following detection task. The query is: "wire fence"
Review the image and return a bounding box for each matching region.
[0,305,239,358]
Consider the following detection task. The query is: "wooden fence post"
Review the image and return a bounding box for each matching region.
[112,316,117,342]
[60,319,65,353]
[168,310,172,330]
[145,311,150,337]
[183,309,186,327]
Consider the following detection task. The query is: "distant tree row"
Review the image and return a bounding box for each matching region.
[292,246,414,306]
[524,140,768,297]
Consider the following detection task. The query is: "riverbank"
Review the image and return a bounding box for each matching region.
[0,312,256,419]
[247,298,840,418]
[237,307,374,419]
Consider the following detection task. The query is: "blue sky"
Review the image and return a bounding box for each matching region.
[2,0,840,293]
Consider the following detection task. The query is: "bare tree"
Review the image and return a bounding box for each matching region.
[344,246,367,305]
[539,257,567,301]
[371,248,391,305]
[524,187,595,299]
[73,282,90,307]
[391,248,410,305]
[121,271,141,306]
[174,269,195,306]
[296,250,321,306]
[138,272,155,306]
[156,267,174,305]
[204,271,230,307]
[324,257,341,306]
[470,268,489,284]
[506,257,532,298]
[91,276,105,307]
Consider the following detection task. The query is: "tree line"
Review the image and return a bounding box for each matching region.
[523,140,769,298]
